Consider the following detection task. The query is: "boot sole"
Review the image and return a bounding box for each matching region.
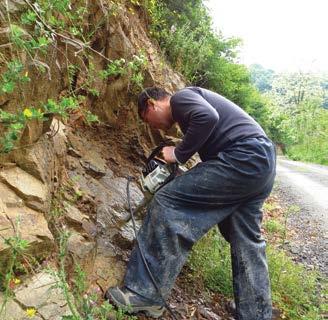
[106,290,165,318]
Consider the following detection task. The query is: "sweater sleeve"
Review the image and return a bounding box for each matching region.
[171,89,220,163]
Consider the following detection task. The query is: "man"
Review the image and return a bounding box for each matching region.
[106,86,276,319]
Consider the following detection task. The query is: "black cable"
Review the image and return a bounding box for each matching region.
[126,176,178,320]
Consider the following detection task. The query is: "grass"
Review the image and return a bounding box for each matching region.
[263,219,284,235]
[286,141,328,165]
[189,229,233,297]
[188,200,327,320]
[268,246,326,319]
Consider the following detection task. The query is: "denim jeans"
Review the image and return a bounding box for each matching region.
[124,137,276,320]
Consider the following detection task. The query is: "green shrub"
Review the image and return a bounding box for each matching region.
[188,228,326,319]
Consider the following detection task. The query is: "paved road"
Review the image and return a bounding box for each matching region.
[276,157,328,227]
[275,157,328,275]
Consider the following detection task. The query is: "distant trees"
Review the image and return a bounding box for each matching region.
[249,65,328,164]
[249,64,275,92]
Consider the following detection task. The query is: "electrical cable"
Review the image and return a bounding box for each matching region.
[126,176,178,320]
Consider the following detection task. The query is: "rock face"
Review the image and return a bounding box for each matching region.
[0,166,49,212]
[0,120,68,273]
[0,176,54,273]
[0,1,186,318]
[64,127,145,281]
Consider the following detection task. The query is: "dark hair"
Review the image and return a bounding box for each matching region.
[137,87,171,118]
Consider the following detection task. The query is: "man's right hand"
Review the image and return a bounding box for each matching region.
[162,146,177,163]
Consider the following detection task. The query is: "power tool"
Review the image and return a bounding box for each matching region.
[140,143,179,194]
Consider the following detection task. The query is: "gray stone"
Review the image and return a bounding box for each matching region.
[63,202,87,225]
[0,182,24,208]
[0,294,26,320]
[0,166,49,212]
[80,159,106,178]
[15,273,60,307]
[11,136,56,186]
[120,219,140,243]
[67,132,107,174]
[67,232,96,260]
[74,173,143,229]
[14,272,72,320]
[68,147,82,158]
[38,302,72,320]
[99,176,143,209]
[0,202,54,272]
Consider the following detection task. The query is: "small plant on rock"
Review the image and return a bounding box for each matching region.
[0,218,30,317]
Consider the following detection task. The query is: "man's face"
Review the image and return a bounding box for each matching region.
[142,99,173,130]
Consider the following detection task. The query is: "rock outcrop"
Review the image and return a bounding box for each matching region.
[0,0,185,317]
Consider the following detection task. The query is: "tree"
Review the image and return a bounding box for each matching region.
[249,64,275,93]
[268,72,324,110]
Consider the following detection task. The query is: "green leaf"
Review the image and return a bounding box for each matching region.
[21,10,37,25]
[88,88,100,97]
[85,111,100,124]
[38,36,50,47]
[1,82,15,93]
[10,122,25,131]
[60,97,78,110]
[44,99,58,113]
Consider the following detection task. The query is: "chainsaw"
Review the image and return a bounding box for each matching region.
[125,143,185,220]
[140,143,179,194]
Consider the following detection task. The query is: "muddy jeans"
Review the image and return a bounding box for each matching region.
[124,137,276,320]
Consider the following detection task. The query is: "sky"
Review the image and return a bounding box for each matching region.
[205,0,328,73]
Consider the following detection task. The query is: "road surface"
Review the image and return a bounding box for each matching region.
[275,157,328,275]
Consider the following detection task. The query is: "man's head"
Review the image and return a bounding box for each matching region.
[137,87,174,130]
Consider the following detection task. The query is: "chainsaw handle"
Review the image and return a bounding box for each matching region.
[143,143,179,191]
[145,143,166,164]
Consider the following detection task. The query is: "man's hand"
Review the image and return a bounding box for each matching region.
[162,146,177,163]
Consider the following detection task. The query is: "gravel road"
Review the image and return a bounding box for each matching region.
[274,157,328,276]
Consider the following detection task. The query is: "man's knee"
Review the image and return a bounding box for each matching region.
[228,207,265,245]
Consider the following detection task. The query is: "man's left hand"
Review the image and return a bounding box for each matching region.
[162,146,177,163]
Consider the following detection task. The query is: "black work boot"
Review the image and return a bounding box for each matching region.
[105,287,165,318]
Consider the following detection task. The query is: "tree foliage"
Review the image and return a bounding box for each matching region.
[264,71,328,164]
[145,0,270,129]
[249,64,275,93]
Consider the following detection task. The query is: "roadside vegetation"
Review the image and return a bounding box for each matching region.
[250,65,328,165]
[188,197,327,320]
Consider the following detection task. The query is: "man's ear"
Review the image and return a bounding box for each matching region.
[147,99,156,109]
